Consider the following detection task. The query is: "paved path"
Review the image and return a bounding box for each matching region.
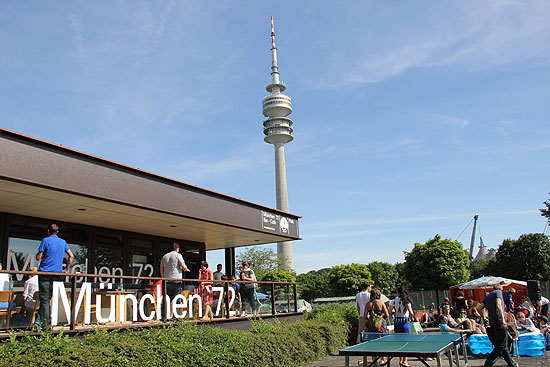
[301,351,549,367]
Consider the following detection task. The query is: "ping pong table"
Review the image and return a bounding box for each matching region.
[339,333,469,367]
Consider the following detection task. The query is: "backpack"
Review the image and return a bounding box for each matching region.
[366,308,384,332]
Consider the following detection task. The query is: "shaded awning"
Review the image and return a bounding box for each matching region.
[0,127,300,250]
[452,276,527,290]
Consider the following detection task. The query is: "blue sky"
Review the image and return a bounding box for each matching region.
[1,1,549,274]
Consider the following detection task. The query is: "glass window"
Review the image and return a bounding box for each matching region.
[130,238,152,249]
[68,243,89,274]
[57,226,88,244]
[96,231,123,247]
[8,220,47,240]
[183,245,201,255]
[159,241,174,254]
[184,258,201,281]
[129,251,154,285]
[6,237,41,283]
[94,246,123,283]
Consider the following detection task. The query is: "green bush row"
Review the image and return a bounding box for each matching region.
[304,303,358,345]
[0,317,348,367]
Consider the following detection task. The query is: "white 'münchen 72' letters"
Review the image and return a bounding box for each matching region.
[50,282,235,325]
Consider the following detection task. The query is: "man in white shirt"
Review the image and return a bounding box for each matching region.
[212,264,224,287]
[23,267,39,309]
[355,282,372,343]
[0,262,9,291]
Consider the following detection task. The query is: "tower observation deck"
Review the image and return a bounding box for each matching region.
[262,16,294,271]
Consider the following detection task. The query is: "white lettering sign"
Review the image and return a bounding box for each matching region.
[50,282,236,326]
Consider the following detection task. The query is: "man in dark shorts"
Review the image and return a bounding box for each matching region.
[477,284,517,367]
[34,224,74,332]
[160,242,190,319]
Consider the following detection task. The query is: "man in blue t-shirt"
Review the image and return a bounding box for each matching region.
[477,284,517,367]
[33,224,74,331]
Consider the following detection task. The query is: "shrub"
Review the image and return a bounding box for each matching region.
[0,318,347,367]
[304,303,358,345]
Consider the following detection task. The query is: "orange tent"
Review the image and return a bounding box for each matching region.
[450,276,528,306]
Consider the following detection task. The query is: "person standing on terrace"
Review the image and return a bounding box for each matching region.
[212,264,224,286]
[160,242,190,319]
[240,261,258,316]
[199,261,214,320]
[33,224,74,332]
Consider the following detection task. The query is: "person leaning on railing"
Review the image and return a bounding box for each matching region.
[33,224,74,332]
[240,261,258,316]
[198,261,214,320]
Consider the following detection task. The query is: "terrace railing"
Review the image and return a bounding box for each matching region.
[0,270,300,333]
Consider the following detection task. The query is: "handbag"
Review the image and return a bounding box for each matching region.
[366,309,385,332]
[411,321,423,334]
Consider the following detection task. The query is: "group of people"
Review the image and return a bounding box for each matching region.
[0,225,69,331]
[445,285,550,367]
[0,223,263,331]
[355,281,550,367]
[194,260,259,319]
[356,283,417,367]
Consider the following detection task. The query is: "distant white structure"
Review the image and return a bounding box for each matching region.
[262,16,294,271]
[473,238,496,261]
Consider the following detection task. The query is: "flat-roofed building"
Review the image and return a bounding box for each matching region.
[0,127,300,282]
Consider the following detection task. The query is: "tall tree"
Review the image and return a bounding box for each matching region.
[491,233,550,281]
[403,235,470,291]
[296,268,331,301]
[367,261,399,294]
[261,269,296,295]
[327,263,373,297]
[394,262,412,290]
[236,246,288,281]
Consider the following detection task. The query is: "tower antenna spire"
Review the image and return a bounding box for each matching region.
[262,16,295,271]
[271,16,276,50]
[269,16,281,87]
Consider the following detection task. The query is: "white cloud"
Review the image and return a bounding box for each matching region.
[333,1,550,88]
[131,0,176,67]
[69,13,87,60]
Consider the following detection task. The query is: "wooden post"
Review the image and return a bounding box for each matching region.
[70,275,77,330]
[271,283,276,315]
[293,284,298,312]
[162,279,167,322]
[224,281,230,319]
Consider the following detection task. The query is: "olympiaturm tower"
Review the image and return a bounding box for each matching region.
[262,16,294,271]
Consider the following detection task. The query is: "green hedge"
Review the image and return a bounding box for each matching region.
[304,303,358,345]
[0,318,347,367]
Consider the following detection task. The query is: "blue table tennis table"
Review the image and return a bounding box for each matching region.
[339,333,469,367]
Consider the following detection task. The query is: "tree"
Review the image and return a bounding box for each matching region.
[261,269,296,295]
[470,257,497,279]
[236,246,288,281]
[491,233,550,281]
[403,234,470,291]
[541,193,550,221]
[394,262,412,290]
[327,263,373,297]
[367,261,399,294]
[296,268,331,301]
